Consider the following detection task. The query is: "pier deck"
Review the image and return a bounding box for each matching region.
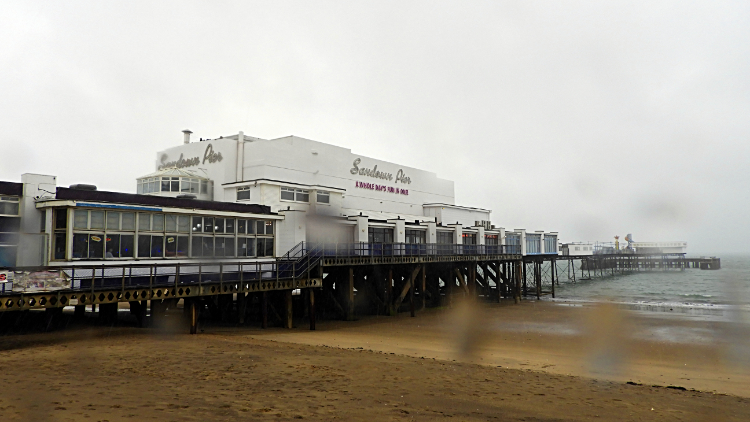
[0,243,720,333]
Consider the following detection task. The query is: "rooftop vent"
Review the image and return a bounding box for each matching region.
[176,194,197,199]
[69,184,97,191]
[182,129,193,144]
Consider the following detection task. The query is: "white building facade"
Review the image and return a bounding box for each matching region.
[0,130,560,268]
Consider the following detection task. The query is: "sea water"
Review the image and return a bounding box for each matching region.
[549,255,750,346]
[554,254,750,310]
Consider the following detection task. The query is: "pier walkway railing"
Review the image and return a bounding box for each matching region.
[291,242,521,258]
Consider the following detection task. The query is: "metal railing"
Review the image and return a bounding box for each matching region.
[288,242,520,258]
[0,242,518,295]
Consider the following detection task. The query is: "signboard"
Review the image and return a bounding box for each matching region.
[158,144,223,170]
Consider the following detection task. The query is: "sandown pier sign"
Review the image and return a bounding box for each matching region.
[158,144,223,170]
[350,158,411,184]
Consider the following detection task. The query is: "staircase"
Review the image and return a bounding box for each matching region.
[276,242,324,280]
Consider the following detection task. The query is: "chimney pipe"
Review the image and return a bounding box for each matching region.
[182,129,193,144]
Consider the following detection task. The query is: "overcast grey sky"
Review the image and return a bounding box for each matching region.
[1,1,748,254]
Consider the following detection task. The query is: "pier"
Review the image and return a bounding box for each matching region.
[0,243,722,333]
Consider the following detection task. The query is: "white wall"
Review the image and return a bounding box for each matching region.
[17,174,56,266]
[241,136,455,214]
[423,205,491,227]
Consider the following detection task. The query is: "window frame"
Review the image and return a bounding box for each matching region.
[237,186,251,201]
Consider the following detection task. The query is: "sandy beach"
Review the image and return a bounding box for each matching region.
[1,300,749,421]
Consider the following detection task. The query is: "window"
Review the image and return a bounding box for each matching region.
[54,209,67,229]
[139,213,151,231]
[214,237,235,257]
[295,189,309,202]
[462,233,476,245]
[165,235,188,257]
[192,216,202,232]
[281,187,295,201]
[238,238,255,257]
[437,231,453,244]
[237,187,251,200]
[485,235,499,245]
[65,208,272,260]
[136,177,161,194]
[90,211,104,230]
[107,212,121,230]
[526,234,541,254]
[72,233,105,259]
[281,187,309,202]
[152,214,164,231]
[165,214,177,232]
[256,220,273,235]
[0,196,20,216]
[53,232,66,260]
[181,178,199,194]
[316,191,330,204]
[74,210,88,229]
[368,227,393,243]
[105,234,134,258]
[256,238,274,257]
[122,213,135,230]
[161,177,180,192]
[405,229,425,244]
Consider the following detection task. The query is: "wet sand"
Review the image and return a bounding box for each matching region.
[1,300,749,421]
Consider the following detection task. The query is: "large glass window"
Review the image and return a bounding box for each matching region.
[256,238,274,257]
[316,191,330,204]
[66,208,273,260]
[405,229,426,244]
[368,227,394,243]
[437,231,453,244]
[526,234,541,254]
[215,237,235,257]
[544,236,557,254]
[72,233,105,259]
[165,235,188,257]
[462,233,477,245]
[238,237,255,257]
[106,234,134,258]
